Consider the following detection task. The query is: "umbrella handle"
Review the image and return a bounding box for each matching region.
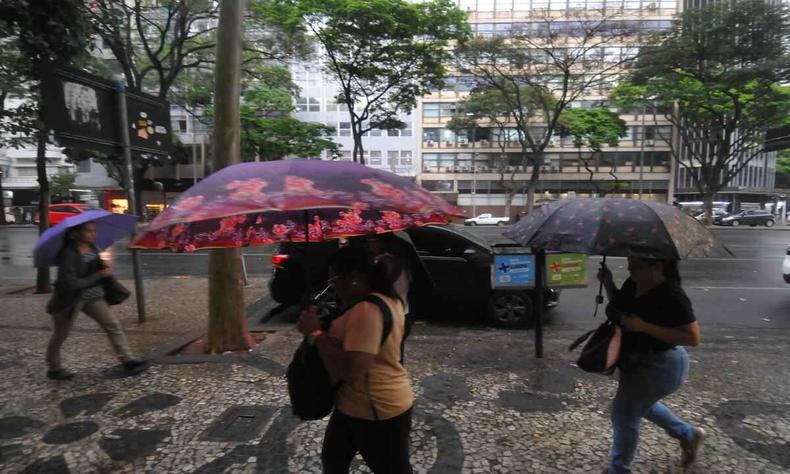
[593,255,607,318]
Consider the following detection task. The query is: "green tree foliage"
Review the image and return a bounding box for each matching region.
[455,11,638,211]
[50,172,77,202]
[612,0,790,220]
[262,0,470,163]
[557,108,627,196]
[0,0,90,293]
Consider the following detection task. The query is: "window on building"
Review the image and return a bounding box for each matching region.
[514,0,530,10]
[177,119,188,133]
[401,123,412,136]
[400,151,413,166]
[371,128,382,136]
[387,151,399,167]
[423,103,440,118]
[476,23,494,37]
[421,180,454,192]
[370,151,382,165]
[297,97,320,112]
[387,129,400,137]
[297,97,308,112]
[460,0,477,11]
[478,0,495,11]
[423,128,440,144]
[496,0,513,10]
[440,103,456,118]
[338,151,352,161]
[339,122,351,136]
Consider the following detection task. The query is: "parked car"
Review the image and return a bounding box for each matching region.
[268,225,559,328]
[464,213,510,226]
[36,203,96,227]
[719,210,776,227]
[3,211,15,224]
[693,209,728,224]
[783,246,790,284]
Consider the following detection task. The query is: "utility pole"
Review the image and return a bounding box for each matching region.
[206,0,253,353]
[117,81,147,323]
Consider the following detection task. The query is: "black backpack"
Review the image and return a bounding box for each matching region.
[287,295,395,421]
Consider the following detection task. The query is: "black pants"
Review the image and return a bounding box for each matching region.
[322,407,413,474]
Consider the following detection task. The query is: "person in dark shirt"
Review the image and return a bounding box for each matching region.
[598,257,705,473]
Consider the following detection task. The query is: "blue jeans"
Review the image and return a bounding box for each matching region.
[609,347,695,473]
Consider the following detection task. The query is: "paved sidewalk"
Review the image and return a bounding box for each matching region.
[0,281,788,473]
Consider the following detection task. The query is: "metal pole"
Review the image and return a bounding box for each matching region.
[638,104,646,200]
[472,126,477,216]
[117,82,146,323]
[192,114,198,185]
[534,249,545,358]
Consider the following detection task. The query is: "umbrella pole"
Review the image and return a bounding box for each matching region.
[593,255,607,318]
[534,249,545,358]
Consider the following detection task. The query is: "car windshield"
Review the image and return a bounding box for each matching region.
[433,224,492,249]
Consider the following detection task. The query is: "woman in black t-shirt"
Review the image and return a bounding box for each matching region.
[598,257,705,473]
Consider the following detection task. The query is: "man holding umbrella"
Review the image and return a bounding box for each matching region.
[35,211,148,380]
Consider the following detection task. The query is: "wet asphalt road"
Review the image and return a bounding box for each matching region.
[1,225,788,329]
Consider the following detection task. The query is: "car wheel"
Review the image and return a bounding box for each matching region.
[487,291,533,328]
[731,220,740,227]
[497,221,506,226]
[765,220,775,227]
[469,222,477,226]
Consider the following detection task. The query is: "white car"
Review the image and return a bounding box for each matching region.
[3,211,14,224]
[464,213,510,226]
[783,246,790,284]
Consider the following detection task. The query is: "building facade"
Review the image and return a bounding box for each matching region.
[415,0,679,218]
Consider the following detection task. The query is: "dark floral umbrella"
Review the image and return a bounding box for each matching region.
[131,160,463,251]
[503,198,732,259]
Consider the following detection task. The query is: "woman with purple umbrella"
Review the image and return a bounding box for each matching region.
[40,217,148,380]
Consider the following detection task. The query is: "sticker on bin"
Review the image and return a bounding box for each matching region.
[492,254,535,289]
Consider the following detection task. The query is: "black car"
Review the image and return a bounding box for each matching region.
[719,210,776,227]
[268,225,559,328]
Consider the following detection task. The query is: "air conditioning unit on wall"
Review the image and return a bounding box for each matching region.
[645,139,655,146]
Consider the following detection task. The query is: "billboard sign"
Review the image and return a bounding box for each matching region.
[41,63,172,157]
[545,253,588,288]
[492,254,536,289]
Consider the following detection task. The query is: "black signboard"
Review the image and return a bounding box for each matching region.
[765,125,790,152]
[41,63,173,156]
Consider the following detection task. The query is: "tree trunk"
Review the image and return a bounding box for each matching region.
[525,160,541,213]
[352,126,365,164]
[504,189,514,219]
[35,125,51,294]
[205,0,253,354]
[702,192,714,226]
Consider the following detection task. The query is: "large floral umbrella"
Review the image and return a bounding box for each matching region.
[131,160,463,251]
[503,198,732,259]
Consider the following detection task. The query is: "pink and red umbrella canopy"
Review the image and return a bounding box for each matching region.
[131,160,463,252]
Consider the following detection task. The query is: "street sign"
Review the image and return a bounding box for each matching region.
[40,62,173,157]
[492,254,536,289]
[545,253,588,288]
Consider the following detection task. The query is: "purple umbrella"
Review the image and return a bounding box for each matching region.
[33,210,138,267]
[130,160,463,252]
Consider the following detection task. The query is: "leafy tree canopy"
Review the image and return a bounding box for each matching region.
[259,0,470,163]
